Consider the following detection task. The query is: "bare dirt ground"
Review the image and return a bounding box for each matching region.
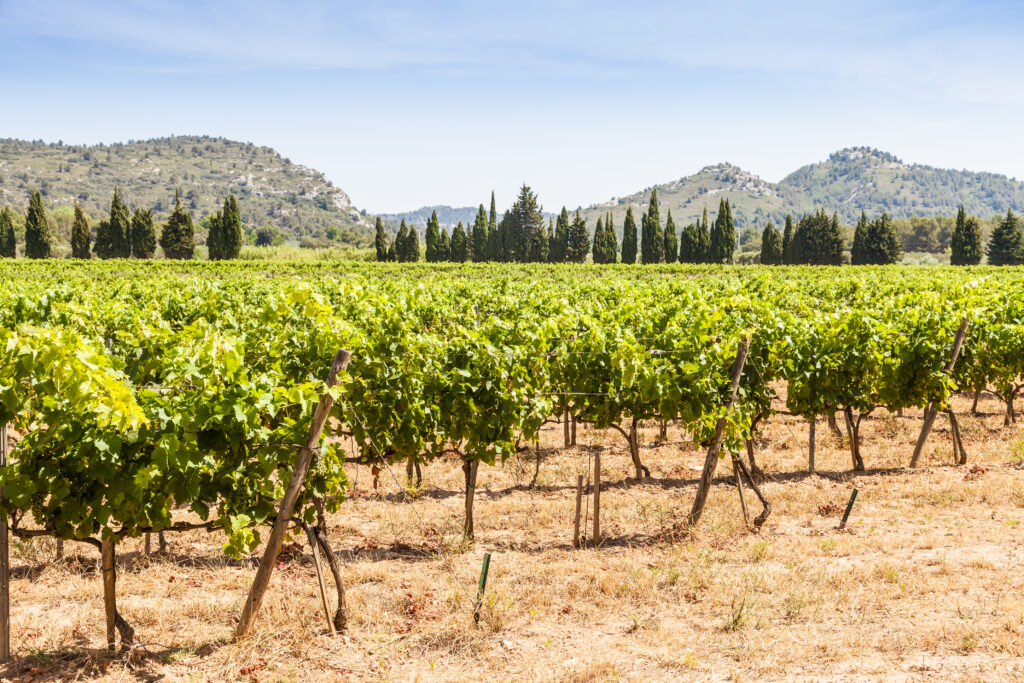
[3,393,1024,682]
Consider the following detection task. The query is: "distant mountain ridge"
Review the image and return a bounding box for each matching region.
[581,147,1024,235]
[0,136,373,246]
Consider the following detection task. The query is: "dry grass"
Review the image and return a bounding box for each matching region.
[5,393,1024,681]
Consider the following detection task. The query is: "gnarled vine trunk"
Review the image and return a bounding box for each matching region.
[462,459,479,541]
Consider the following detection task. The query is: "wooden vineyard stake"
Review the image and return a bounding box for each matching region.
[732,454,750,528]
[592,449,601,546]
[839,488,859,530]
[688,336,751,528]
[463,459,480,541]
[0,424,8,663]
[101,537,117,650]
[947,410,967,465]
[808,418,816,473]
[304,525,336,636]
[572,474,584,548]
[473,552,492,625]
[564,406,571,448]
[910,319,969,468]
[234,349,350,641]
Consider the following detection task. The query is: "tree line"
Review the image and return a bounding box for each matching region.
[0,188,243,260]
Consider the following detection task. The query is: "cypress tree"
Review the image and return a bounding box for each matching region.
[472,204,489,262]
[425,211,441,262]
[387,242,396,262]
[621,206,638,264]
[375,217,388,261]
[130,207,156,259]
[507,184,544,263]
[528,218,549,263]
[605,212,618,263]
[782,214,794,264]
[488,192,497,238]
[567,210,590,263]
[407,223,420,262]
[0,206,16,258]
[709,198,736,264]
[664,209,678,263]
[552,208,570,262]
[987,209,1023,266]
[160,189,195,260]
[438,228,451,261]
[950,205,983,266]
[207,210,224,260]
[24,190,51,259]
[223,195,243,259]
[451,222,468,262]
[863,211,901,264]
[850,211,868,265]
[487,217,502,261]
[395,220,410,262]
[71,202,91,259]
[760,222,783,265]
[592,217,605,263]
[679,223,700,264]
[696,207,711,263]
[95,189,129,259]
[641,190,664,264]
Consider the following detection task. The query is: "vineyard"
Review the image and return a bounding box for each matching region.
[2,260,1024,679]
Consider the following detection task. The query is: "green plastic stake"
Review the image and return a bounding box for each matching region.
[839,488,859,529]
[473,552,492,625]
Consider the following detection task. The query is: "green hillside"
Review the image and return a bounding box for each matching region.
[581,147,1024,241]
[0,136,373,247]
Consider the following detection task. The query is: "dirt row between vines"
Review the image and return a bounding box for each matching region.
[3,392,1024,681]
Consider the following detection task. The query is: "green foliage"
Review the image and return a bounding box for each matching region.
[472,205,489,262]
[0,206,18,258]
[552,208,570,263]
[950,206,983,266]
[863,212,902,265]
[438,228,451,262]
[374,217,388,262]
[130,208,156,259]
[621,206,638,264]
[759,222,782,265]
[223,195,243,259]
[160,189,195,260]
[792,210,843,265]
[70,203,91,259]
[987,209,1023,266]
[425,211,441,262]
[851,211,868,265]
[450,222,469,262]
[782,215,794,264]
[94,188,132,259]
[24,191,51,259]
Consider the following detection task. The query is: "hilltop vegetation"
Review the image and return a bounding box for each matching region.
[0,136,373,247]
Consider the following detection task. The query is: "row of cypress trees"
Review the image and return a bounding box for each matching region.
[0,189,245,260]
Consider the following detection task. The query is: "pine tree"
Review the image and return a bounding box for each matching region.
[0,206,16,258]
[24,190,51,259]
[425,211,441,262]
[507,184,545,263]
[567,210,590,263]
[760,222,783,265]
[529,218,549,262]
[640,190,665,264]
[130,208,156,259]
[950,205,983,266]
[621,206,638,264]
[223,195,243,259]
[697,207,711,263]
[987,209,1023,266]
[71,202,91,259]
[782,214,794,264]
[375,217,388,261]
[160,189,195,260]
[850,211,868,265]
[395,220,410,262]
[451,222,468,261]
[552,208,570,262]
[663,209,678,263]
[95,188,131,259]
[472,204,489,262]
[709,198,736,264]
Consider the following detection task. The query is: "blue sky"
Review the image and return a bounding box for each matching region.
[2,0,1024,213]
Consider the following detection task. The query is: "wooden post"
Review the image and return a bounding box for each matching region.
[473,552,492,625]
[101,537,117,650]
[839,489,859,530]
[463,459,479,541]
[732,454,750,528]
[592,449,601,546]
[564,406,571,448]
[0,424,8,663]
[304,525,336,636]
[688,336,750,528]
[808,418,816,474]
[910,319,969,468]
[572,474,584,548]
[234,349,350,641]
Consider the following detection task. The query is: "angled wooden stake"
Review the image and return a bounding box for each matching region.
[910,319,969,467]
[234,349,350,641]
